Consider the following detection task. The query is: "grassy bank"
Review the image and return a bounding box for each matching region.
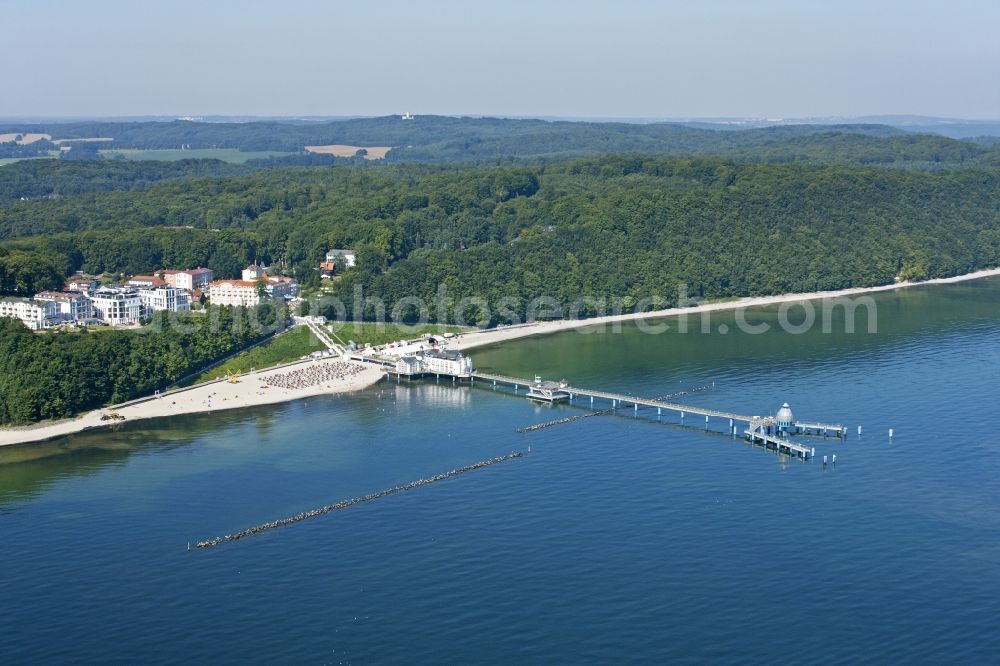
[185,326,325,384]
[183,322,471,386]
[329,322,471,347]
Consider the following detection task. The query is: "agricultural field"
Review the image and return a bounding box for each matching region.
[0,132,51,144]
[304,144,392,159]
[51,137,114,145]
[99,148,297,163]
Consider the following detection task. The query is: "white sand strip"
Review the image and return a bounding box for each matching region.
[0,358,384,448]
[450,268,1000,353]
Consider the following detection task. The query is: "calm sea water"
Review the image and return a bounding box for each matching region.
[3,279,1000,664]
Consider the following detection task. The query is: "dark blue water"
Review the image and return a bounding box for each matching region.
[3,279,1000,663]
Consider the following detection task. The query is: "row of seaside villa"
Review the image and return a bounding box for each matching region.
[0,264,298,331]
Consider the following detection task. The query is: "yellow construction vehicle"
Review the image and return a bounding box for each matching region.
[226,368,240,384]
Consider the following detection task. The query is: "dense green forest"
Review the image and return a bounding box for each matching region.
[3,116,999,166]
[0,304,283,425]
[3,127,1000,425]
[3,156,999,320]
[0,246,66,295]
[2,123,998,215]
[0,139,55,159]
[5,116,898,152]
[0,158,253,203]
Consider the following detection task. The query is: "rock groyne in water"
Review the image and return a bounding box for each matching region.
[516,411,609,433]
[652,383,714,402]
[195,451,525,549]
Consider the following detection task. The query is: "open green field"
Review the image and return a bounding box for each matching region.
[0,154,58,166]
[185,326,325,385]
[329,322,471,348]
[99,148,298,163]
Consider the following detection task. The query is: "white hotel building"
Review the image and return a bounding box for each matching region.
[34,291,93,321]
[90,287,145,326]
[0,298,58,330]
[139,286,191,313]
[207,280,262,308]
[164,267,214,291]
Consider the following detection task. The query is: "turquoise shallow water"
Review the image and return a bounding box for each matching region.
[2,278,1000,663]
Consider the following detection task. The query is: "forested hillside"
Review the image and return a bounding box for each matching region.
[2,116,900,152]
[0,158,253,203]
[3,116,998,166]
[3,156,999,320]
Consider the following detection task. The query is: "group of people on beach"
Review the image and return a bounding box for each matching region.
[263,361,367,390]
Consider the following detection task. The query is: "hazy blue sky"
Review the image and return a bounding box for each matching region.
[3,0,998,119]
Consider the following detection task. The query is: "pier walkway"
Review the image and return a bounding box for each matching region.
[794,421,848,437]
[300,318,345,356]
[471,372,753,423]
[359,349,843,460]
[469,372,838,459]
[746,418,813,457]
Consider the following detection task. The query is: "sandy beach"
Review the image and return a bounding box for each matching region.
[3,267,998,448]
[449,268,1000,353]
[0,358,385,448]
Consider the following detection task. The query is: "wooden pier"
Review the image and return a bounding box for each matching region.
[470,372,839,460]
[473,372,752,422]
[356,352,842,460]
[794,421,848,437]
[745,418,813,458]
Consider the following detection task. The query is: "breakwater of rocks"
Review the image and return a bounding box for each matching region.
[516,410,609,433]
[195,451,526,549]
[652,382,714,402]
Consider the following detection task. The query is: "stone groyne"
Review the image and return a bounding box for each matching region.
[516,411,609,433]
[652,383,714,402]
[195,451,525,549]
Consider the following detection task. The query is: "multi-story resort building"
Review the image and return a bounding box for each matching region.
[207,273,298,307]
[0,298,59,330]
[139,286,191,313]
[34,291,93,321]
[264,276,297,300]
[207,280,262,308]
[90,287,145,326]
[163,267,214,291]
